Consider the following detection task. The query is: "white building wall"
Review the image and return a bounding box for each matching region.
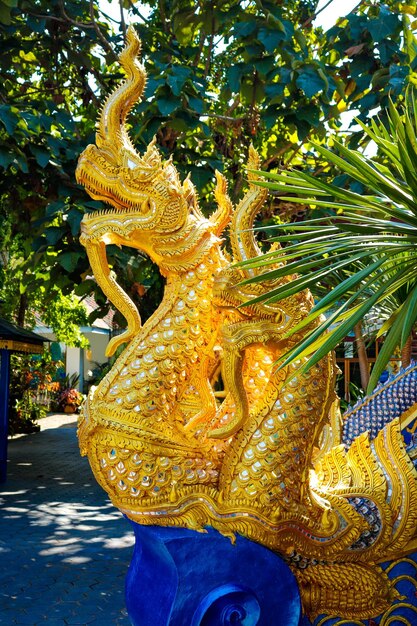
[66,347,81,386]
[34,325,111,392]
[82,328,111,391]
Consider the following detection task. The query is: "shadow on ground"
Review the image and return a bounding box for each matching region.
[0,417,133,625]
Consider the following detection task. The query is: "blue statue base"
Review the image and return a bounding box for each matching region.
[126,523,302,626]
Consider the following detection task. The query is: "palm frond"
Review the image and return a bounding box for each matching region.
[241,91,417,392]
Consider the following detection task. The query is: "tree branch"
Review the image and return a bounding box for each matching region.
[205,113,244,123]
[262,143,293,169]
[119,0,127,39]
[26,3,117,61]
[193,29,207,67]
[204,9,215,78]
[303,0,365,28]
[158,0,169,34]
[24,11,73,25]
[88,0,117,61]
[125,0,149,23]
[59,0,96,28]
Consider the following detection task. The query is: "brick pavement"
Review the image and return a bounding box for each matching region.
[0,415,134,626]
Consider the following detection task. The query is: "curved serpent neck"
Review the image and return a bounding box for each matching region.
[77,28,417,623]
[83,243,227,438]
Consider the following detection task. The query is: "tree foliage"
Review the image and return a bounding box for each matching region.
[0,0,416,330]
[0,232,90,346]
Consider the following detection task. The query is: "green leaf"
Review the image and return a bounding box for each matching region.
[30,146,50,168]
[74,279,96,297]
[278,276,382,367]
[286,285,384,371]
[295,66,326,98]
[46,201,66,217]
[297,104,321,128]
[0,147,13,169]
[0,1,12,25]
[66,207,83,236]
[188,96,204,114]
[311,258,386,313]
[367,7,400,40]
[26,15,46,33]
[45,227,63,246]
[294,29,307,51]
[167,66,192,96]
[257,27,285,52]
[15,152,28,173]
[172,11,201,45]
[389,64,409,94]
[157,96,180,116]
[0,105,18,134]
[367,305,407,392]
[233,20,257,38]
[227,63,246,93]
[401,287,417,348]
[20,111,41,133]
[55,109,75,131]
[58,252,82,273]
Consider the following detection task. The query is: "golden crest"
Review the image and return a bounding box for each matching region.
[76,27,417,621]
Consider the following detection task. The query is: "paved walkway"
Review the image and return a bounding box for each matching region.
[0,414,134,625]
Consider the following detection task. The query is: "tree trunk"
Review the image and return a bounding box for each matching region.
[17,293,28,328]
[401,334,412,369]
[354,321,369,390]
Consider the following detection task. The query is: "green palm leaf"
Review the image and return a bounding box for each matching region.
[241,91,417,393]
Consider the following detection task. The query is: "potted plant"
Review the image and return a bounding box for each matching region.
[56,386,84,413]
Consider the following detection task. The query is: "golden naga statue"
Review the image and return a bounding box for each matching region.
[76,27,417,621]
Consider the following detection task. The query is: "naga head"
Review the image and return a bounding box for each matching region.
[213,146,310,329]
[76,27,193,234]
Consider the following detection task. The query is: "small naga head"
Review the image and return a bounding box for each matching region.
[76,27,194,235]
[213,146,309,331]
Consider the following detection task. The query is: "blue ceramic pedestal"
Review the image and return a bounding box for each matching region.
[126,523,302,626]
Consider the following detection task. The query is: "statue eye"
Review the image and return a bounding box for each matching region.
[141,198,155,213]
